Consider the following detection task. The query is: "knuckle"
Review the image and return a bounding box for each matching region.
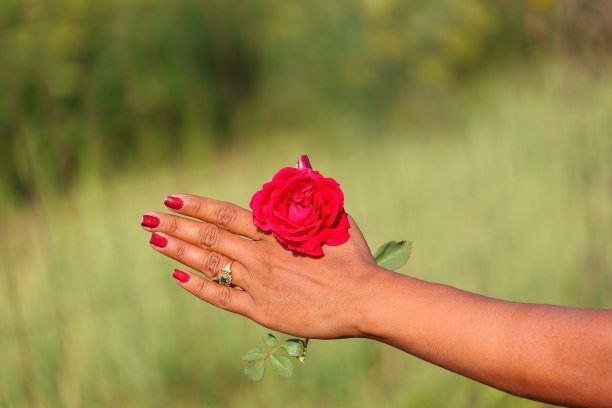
[253,229,267,241]
[174,241,188,258]
[218,286,232,308]
[215,204,237,227]
[205,252,221,276]
[167,217,180,234]
[197,224,220,247]
[194,279,209,298]
[190,198,203,216]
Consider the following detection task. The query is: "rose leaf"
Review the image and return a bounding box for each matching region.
[270,355,294,378]
[281,339,304,357]
[263,333,278,348]
[244,360,266,382]
[242,348,267,361]
[374,240,412,270]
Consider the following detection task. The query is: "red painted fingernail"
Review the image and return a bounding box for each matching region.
[150,233,167,248]
[173,269,190,283]
[141,214,160,228]
[164,196,183,210]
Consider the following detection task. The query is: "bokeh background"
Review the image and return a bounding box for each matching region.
[1,0,612,406]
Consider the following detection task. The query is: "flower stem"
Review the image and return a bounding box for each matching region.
[298,338,309,363]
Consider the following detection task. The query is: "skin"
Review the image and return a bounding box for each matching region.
[142,194,612,408]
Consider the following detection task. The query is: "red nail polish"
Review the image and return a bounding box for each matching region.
[173,269,190,283]
[141,214,160,228]
[150,233,167,248]
[164,196,183,210]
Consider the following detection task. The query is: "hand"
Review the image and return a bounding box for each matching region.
[141,194,385,339]
[141,195,612,407]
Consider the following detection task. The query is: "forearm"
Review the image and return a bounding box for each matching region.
[144,190,609,404]
[360,267,612,407]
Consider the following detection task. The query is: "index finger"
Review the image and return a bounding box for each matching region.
[164,194,265,240]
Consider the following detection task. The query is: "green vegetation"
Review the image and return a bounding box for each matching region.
[1,63,611,406]
[2,0,611,204]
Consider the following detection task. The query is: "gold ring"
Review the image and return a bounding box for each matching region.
[219,261,233,286]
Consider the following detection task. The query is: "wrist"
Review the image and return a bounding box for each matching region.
[355,266,446,347]
[352,265,405,340]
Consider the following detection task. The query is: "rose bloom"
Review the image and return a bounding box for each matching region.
[250,160,350,256]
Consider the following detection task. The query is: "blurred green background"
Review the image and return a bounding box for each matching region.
[1,0,611,406]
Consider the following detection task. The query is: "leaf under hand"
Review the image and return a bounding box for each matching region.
[244,360,266,382]
[242,348,267,361]
[263,333,278,348]
[270,355,294,378]
[281,339,304,357]
[374,240,412,270]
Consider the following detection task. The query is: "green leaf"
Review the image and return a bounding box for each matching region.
[374,240,412,270]
[262,333,278,348]
[281,339,304,357]
[244,360,266,382]
[241,348,267,361]
[269,355,294,378]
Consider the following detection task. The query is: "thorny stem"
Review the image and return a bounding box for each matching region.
[299,338,309,363]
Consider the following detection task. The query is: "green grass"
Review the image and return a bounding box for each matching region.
[1,65,611,407]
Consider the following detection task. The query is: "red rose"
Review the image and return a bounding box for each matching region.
[250,155,350,256]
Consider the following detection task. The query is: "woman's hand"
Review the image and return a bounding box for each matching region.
[141,193,384,339]
[142,194,612,407]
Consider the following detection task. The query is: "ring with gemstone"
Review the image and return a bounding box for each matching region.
[219,261,233,286]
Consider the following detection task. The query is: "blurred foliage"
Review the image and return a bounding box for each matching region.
[1,64,611,406]
[2,0,612,204]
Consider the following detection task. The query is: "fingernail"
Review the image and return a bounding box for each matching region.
[164,196,183,210]
[173,269,190,283]
[150,233,167,248]
[141,214,160,228]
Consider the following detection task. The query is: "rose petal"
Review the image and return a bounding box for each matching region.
[272,167,299,182]
[250,162,348,257]
[325,212,350,244]
[301,226,335,251]
[305,246,324,257]
[288,202,312,225]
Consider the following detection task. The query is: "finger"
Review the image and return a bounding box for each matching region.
[171,268,254,316]
[143,212,250,262]
[163,194,265,240]
[149,232,249,288]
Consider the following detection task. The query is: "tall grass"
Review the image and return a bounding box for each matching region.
[5,0,611,206]
[1,64,611,407]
